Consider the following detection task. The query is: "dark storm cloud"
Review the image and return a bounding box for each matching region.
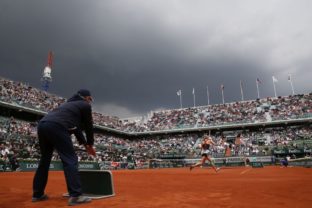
[0,0,311,118]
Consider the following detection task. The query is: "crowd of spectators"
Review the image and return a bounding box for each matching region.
[1,115,312,171]
[0,116,39,171]
[128,94,312,132]
[1,77,312,133]
[0,115,198,163]
[0,77,120,128]
[0,77,65,112]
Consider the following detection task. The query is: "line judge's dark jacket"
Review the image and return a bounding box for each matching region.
[40,94,94,146]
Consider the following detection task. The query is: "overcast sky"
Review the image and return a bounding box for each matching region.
[0,0,311,118]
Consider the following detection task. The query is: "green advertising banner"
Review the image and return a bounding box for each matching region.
[18,160,99,171]
[78,162,100,170]
[273,148,306,155]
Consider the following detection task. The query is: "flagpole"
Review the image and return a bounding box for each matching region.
[180,90,183,108]
[177,90,182,108]
[240,80,244,101]
[272,77,277,97]
[290,80,295,95]
[192,88,196,107]
[273,83,277,97]
[288,74,295,95]
[256,79,260,99]
[206,85,210,105]
[222,90,225,104]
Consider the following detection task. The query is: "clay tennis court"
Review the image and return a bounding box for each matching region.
[0,166,311,208]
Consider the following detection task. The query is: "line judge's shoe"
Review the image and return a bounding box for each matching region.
[32,194,48,202]
[68,195,91,206]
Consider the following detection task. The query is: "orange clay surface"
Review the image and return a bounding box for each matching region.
[0,166,312,208]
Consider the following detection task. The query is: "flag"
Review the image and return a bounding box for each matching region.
[177,90,181,96]
[272,76,278,83]
[192,88,195,95]
[288,74,292,82]
[221,84,224,90]
[256,78,262,84]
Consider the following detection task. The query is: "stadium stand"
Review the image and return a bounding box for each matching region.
[1,76,312,171]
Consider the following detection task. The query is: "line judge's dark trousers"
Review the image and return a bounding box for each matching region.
[32,121,82,198]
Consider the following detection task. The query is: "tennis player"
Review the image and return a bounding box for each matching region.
[190,135,220,172]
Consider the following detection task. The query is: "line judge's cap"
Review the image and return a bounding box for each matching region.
[77,89,91,97]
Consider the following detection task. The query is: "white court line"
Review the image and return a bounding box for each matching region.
[240,168,251,175]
